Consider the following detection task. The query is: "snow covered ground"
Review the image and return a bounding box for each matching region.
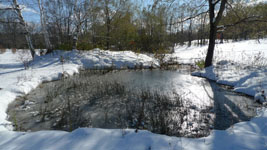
[169,39,267,97]
[170,39,267,66]
[0,39,266,150]
[0,110,266,150]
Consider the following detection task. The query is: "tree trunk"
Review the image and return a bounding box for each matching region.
[205,23,217,67]
[72,0,79,50]
[106,21,110,50]
[180,12,184,45]
[13,0,35,59]
[105,9,111,50]
[38,0,53,54]
[200,13,207,45]
[72,26,79,50]
[188,19,192,47]
[220,32,224,43]
[204,0,227,67]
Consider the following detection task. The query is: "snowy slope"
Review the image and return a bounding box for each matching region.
[169,39,267,97]
[169,39,267,65]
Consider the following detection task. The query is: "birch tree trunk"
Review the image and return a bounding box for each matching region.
[71,0,92,50]
[12,0,35,59]
[38,0,53,54]
[72,0,79,50]
[188,18,192,47]
[180,12,184,45]
[104,0,111,50]
[72,24,80,50]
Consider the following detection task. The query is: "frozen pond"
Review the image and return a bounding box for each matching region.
[7,69,259,137]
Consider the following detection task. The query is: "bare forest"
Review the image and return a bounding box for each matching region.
[1,0,266,55]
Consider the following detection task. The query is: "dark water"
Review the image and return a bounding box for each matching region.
[7,69,259,137]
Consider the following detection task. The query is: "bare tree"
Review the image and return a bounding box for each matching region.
[72,0,93,50]
[12,0,36,58]
[44,0,72,47]
[101,0,130,50]
[204,0,227,67]
[37,0,53,53]
[199,12,208,45]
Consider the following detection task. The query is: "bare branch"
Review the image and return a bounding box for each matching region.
[214,0,227,26]
[0,19,21,24]
[226,1,241,20]
[224,16,267,28]
[0,7,14,10]
[170,10,209,26]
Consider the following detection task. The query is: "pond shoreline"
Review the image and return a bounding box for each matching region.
[7,67,260,138]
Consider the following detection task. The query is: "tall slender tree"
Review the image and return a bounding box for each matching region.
[204,0,227,67]
[72,0,93,50]
[37,0,53,53]
[12,0,35,58]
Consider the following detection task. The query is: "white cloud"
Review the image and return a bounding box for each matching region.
[0,3,11,9]
[20,5,38,14]
[0,3,38,14]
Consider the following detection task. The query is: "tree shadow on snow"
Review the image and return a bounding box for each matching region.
[0,69,24,75]
[201,69,263,150]
[205,80,251,130]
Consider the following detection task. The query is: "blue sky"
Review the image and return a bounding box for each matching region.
[18,0,154,22]
[0,0,40,22]
[23,11,39,22]
[7,0,267,23]
[19,0,40,22]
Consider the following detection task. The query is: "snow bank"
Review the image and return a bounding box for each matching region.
[0,108,266,150]
[192,64,267,97]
